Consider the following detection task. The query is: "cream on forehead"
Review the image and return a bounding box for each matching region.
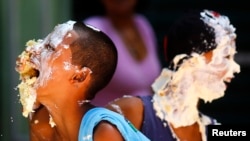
[25,20,76,54]
[49,20,76,47]
[200,10,236,47]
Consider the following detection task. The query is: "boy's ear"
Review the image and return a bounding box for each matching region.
[70,67,92,83]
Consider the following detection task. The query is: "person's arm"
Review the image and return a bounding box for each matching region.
[93,121,124,141]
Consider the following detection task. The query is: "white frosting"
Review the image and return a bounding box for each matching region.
[49,114,56,127]
[86,24,101,32]
[48,20,76,48]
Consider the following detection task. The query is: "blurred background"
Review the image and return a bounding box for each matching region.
[1,0,249,140]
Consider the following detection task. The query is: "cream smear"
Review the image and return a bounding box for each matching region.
[16,20,76,118]
[152,10,240,141]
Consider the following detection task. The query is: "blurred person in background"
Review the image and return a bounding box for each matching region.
[106,9,240,141]
[83,0,161,106]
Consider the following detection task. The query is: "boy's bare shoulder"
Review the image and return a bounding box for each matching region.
[105,95,144,129]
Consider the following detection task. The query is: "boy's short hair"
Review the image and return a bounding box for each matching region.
[70,22,118,99]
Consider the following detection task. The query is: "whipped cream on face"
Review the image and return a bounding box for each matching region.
[152,10,240,141]
[28,20,76,88]
[16,21,76,118]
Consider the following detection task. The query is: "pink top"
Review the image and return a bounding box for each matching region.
[84,14,161,106]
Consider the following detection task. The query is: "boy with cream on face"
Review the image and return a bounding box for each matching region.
[106,9,240,141]
[15,21,150,141]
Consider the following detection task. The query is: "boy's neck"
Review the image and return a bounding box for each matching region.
[47,101,94,140]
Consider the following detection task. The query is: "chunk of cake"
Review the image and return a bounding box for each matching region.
[16,40,39,117]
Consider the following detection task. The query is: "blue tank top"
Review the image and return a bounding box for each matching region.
[78,107,150,141]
